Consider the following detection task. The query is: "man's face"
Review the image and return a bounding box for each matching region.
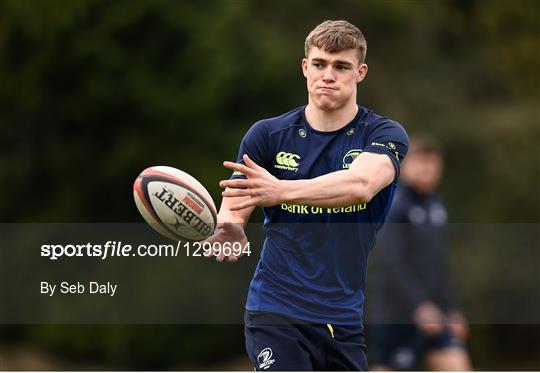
[402,153,443,195]
[302,47,368,111]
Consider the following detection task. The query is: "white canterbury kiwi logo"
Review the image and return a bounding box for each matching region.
[257,348,275,370]
[275,151,300,172]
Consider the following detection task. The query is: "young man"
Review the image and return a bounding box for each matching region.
[368,136,472,371]
[204,20,408,370]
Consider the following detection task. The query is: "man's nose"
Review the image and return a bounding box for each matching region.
[322,67,335,82]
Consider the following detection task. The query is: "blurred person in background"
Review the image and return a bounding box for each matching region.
[368,135,472,371]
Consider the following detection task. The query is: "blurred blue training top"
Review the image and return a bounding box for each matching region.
[231,105,408,325]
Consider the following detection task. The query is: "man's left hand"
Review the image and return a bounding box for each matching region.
[220,154,284,210]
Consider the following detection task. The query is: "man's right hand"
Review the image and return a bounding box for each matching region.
[413,301,445,335]
[447,310,469,341]
[202,222,248,263]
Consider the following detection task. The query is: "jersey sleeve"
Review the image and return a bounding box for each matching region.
[230,120,271,180]
[362,119,409,181]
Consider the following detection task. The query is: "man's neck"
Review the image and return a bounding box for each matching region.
[304,102,359,132]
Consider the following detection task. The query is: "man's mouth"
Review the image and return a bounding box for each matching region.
[317,86,338,92]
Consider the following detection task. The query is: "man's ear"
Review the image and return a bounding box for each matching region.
[356,63,368,83]
[302,58,308,78]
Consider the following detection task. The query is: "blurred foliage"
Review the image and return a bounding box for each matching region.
[0,0,538,223]
[0,0,538,369]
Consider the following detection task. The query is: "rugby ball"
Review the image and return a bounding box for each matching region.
[133,166,217,241]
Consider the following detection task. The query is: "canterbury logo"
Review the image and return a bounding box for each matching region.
[274,151,300,171]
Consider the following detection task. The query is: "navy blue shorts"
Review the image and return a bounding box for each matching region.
[369,324,464,370]
[244,311,368,371]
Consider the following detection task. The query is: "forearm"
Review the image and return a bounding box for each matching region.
[217,192,255,226]
[280,152,395,208]
[281,170,370,208]
[221,152,395,211]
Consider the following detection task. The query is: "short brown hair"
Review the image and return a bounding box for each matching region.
[305,20,367,63]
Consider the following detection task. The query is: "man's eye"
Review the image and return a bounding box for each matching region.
[336,65,350,71]
[313,63,324,69]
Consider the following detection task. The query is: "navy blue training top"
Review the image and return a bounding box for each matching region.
[231,105,409,324]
